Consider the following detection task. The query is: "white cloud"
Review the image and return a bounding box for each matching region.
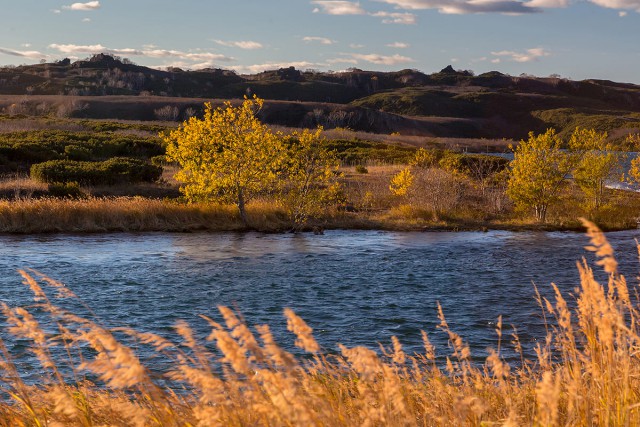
[50,43,137,55]
[619,10,628,15]
[491,58,501,63]
[374,0,543,14]
[230,61,319,74]
[386,42,410,48]
[350,53,414,65]
[48,44,234,63]
[491,47,550,62]
[327,57,359,64]
[310,1,367,14]
[311,0,416,23]
[590,0,640,12]
[214,40,264,50]
[376,0,640,13]
[303,36,337,45]
[370,11,417,23]
[82,18,91,22]
[0,47,47,59]
[525,0,569,7]
[52,9,62,14]
[350,43,365,48]
[21,43,32,48]
[62,1,101,11]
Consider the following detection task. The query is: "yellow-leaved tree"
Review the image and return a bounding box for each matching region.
[280,127,340,231]
[389,167,414,197]
[164,96,284,226]
[507,129,572,223]
[569,127,622,211]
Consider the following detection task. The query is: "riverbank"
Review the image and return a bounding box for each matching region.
[0,196,636,233]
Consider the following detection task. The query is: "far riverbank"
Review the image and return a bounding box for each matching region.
[0,197,634,234]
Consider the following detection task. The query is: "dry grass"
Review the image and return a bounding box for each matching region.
[0,197,279,233]
[0,117,87,133]
[0,220,639,425]
[0,173,48,199]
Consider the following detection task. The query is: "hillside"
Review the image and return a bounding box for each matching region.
[2,55,640,141]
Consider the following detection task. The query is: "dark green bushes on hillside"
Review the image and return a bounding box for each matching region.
[324,139,416,165]
[30,158,162,185]
[0,130,164,167]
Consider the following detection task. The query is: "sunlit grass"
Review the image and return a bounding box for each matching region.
[0,197,245,233]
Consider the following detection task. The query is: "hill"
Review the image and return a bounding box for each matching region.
[1,56,640,141]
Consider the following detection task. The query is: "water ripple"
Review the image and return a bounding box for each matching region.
[0,229,638,370]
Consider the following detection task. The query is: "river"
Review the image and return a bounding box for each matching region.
[1,229,638,374]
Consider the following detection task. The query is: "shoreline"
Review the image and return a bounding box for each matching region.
[0,197,634,235]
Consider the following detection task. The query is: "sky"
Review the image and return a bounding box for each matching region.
[0,0,639,83]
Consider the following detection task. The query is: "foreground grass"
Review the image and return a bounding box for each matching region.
[0,219,638,425]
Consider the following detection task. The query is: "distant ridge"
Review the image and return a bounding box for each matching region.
[1,54,639,140]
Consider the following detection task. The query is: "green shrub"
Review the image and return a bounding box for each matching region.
[0,130,165,166]
[47,181,84,198]
[30,157,162,185]
[151,155,166,166]
[438,151,464,173]
[325,139,416,165]
[438,152,509,180]
[355,165,368,174]
[64,145,93,161]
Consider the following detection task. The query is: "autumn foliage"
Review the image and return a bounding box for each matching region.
[164,97,285,225]
[164,97,339,229]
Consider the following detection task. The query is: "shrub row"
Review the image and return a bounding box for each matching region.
[0,130,164,167]
[324,138,416,165]
[30,157,162,185]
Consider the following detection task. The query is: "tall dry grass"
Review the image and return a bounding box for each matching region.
[0,197,293,233]
[0,220,638,425]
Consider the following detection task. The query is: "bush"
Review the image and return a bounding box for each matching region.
[47,181,84,198]
[30,157,162,186]
[355,164,368,174]
[0,130,165,167]
[64,145,93,161]
[324,139,416,165]
[410,148,438,168]
[151,155,166,166]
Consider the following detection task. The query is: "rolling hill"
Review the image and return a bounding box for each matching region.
[1,55,640,141]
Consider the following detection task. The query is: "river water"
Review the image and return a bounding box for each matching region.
[1,229,639,373]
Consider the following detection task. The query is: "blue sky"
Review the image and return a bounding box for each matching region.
[0,0,639,83]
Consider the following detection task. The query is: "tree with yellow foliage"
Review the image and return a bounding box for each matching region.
[164,97,284,226]
[569,127,622,211]
[280,127,340,231]
[507,129,572,223]
[389,168,414,197]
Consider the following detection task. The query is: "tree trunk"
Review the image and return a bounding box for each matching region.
[237,188,249,227]
[535,204,547,223]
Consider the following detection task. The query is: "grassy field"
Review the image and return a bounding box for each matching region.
[0,220,638,425]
